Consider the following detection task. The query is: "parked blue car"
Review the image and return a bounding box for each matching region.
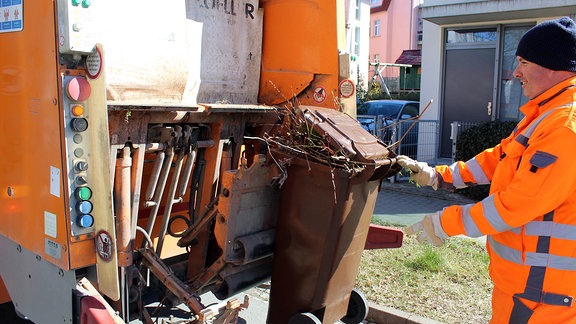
[357,100,419,158]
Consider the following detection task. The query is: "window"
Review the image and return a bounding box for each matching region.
[446,29,497,44]
[499,25,532,121]
[374,20,380,37]
[444,25,532,122]
[374,54,380,63]
[355,0,361,20]
[354,27,360,55]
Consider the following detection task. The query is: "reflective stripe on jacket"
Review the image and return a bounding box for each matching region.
[437,76,576,302]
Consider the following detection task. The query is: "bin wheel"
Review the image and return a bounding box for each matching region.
[289,312,322,324]
[341,288,369,324]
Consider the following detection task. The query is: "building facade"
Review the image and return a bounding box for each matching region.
[420,0,576,160]
[343,0,372,99]
[368,0,423,92]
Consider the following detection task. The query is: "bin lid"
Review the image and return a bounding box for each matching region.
[298,106,401,179]
[267,105,401,179]
[300,106,394,162]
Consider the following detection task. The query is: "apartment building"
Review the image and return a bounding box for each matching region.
[420,0,576,159]
[342,0,372,100]
[369,0,423,92]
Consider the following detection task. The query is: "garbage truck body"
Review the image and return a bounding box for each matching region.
[0,1,402,323]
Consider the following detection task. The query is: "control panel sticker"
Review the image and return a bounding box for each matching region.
[50,166,61,197]
[86,47,102,79]
[0,0,23,34]
[96,230,113,262]
[44,211,57,238]
[45,238,61,260]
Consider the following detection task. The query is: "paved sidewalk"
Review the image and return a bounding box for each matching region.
[373,180,476,227]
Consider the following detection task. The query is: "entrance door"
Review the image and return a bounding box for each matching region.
[441,47,495,157]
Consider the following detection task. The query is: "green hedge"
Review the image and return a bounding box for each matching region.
[454,121,517,200]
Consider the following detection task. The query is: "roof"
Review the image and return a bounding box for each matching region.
[395,49,421,65]
[371,0,392,14]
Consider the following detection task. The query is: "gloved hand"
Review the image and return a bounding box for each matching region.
[396,155,438,189]
[404,212,448,247]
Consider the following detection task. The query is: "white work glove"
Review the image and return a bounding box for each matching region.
[404,212,448,247]
[396,155,438,189]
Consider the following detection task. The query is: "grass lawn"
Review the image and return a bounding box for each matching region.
[356,220,493,323]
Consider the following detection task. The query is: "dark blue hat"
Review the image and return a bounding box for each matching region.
[515,16,576,72]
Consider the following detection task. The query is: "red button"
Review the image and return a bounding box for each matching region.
[66,77,92,101]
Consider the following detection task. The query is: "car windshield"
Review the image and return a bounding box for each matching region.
[364,102,403,118]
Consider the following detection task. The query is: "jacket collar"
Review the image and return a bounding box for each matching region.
[520,76,576,120]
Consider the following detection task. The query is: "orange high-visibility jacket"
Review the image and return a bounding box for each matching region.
[437,76,576,306]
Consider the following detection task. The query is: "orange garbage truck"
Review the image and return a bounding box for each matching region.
[0,1,402,323]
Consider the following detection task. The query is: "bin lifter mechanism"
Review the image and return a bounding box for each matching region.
[0,1,404,323]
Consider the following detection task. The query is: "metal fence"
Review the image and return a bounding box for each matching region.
[357,115,440,170]
[357,117,482,171]
[449,121,481,161]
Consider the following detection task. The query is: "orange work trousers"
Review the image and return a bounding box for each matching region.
[489,287,576,323]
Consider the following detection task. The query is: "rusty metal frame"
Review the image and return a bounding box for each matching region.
[107,105,277,320]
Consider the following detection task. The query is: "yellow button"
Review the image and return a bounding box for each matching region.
[71,104,84,116]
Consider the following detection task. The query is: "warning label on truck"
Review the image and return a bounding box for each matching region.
[96,230,114,262]
[339,79,355,98]
[86,47,103,79]
[0,0,23,33]
[313,86,327,103]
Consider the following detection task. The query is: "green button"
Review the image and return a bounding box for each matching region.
[76,187,92,201]
[71,0,81,6]
[82,0,91,8]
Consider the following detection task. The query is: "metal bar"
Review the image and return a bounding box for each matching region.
[114,146,133,321]
[138,248,205,314]
[145,141,215,153]
[144,150,165,201]
[109,144,123,189]
[189,257,226,291]
[115,146,133,267]
[130,144,146,240]
[155,150,185,255]
[144,147,174,237]
[177,206,219,248]
[177,149,197,198]
[189,151,206,224]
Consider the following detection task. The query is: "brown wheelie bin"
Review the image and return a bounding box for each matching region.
[266,106,401,324]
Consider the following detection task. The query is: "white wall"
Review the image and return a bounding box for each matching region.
[419,20,442,121]
[417,19,443,162]
[345,0,371,93]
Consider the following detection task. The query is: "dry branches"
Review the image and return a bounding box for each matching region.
[263,106,366,174]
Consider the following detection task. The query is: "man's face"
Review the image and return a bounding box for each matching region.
[513,56,557,99]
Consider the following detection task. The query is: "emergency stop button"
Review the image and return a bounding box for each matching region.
[66,77,92,102]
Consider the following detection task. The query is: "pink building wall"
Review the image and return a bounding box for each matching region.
[369,0,421,79]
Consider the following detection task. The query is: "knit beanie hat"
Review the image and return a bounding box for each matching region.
[515,16,576,72]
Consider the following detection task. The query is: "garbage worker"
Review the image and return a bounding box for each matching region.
[396,16,576,323]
